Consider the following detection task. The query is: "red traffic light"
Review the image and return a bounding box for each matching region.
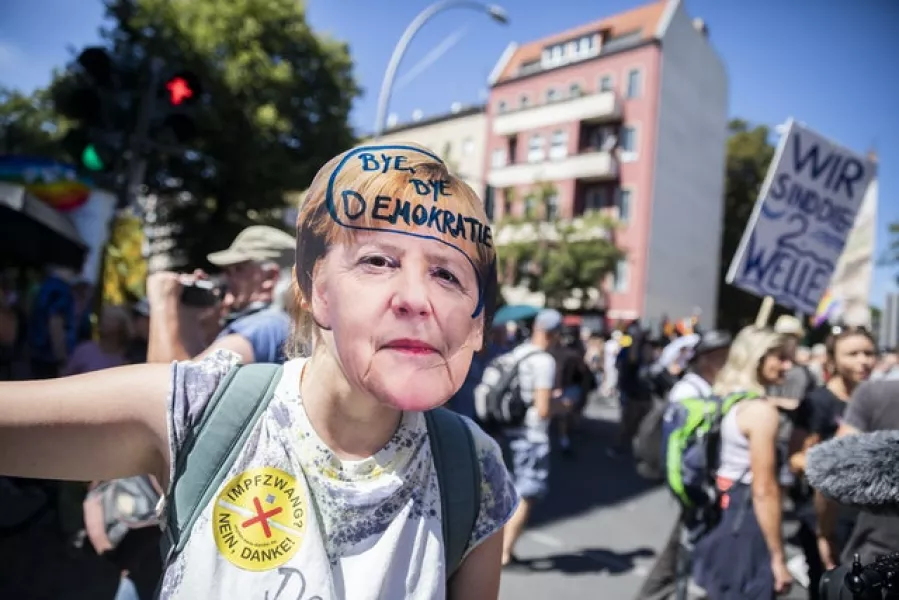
[166,77,194,106]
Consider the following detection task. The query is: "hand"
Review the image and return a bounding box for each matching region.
[771,558,793,595]
[146,271,183,309]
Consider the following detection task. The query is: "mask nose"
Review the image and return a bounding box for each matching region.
[390,266,431,318]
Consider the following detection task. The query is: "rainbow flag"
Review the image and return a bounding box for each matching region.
[811,290,839,327]
[0,156,92,212]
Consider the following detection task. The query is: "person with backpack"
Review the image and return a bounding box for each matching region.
[0,142,518,600]
[633,329,732,600]
[689,326,796,599]
[485,308,561,567]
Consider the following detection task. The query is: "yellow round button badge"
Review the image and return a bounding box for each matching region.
[213,467,308,571]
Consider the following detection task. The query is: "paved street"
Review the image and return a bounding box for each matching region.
[499,399,810,599]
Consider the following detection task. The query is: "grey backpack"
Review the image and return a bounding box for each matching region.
[160,363,481,580]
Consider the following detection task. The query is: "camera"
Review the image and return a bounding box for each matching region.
[820,553,899,599]
[179,279,221,308]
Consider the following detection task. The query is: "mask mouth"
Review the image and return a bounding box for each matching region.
[382,338,439,356]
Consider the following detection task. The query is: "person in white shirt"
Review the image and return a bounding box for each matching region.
[0,142,518,600]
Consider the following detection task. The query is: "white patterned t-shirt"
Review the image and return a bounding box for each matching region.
[158,351,519,600]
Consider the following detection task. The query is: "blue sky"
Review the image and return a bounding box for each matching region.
[1,0,897,307]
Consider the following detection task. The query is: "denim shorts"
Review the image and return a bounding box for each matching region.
[507,435,550,501]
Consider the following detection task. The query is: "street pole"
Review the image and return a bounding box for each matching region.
[125,57,165,209]
[373,1,508,139]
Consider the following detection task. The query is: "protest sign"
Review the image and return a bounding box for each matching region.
[726,119,877,315]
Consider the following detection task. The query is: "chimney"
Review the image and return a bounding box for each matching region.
[450,102,462,114]
[412,109,423,122]
[693,17,708,38]
[387,113,398,128]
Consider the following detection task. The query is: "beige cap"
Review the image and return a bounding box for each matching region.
[207,225,295,267]
[773,315,805,337]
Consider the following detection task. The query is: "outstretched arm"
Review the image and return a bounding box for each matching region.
[0,363,171,487]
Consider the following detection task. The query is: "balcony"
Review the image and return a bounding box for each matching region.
[493,91,621,136]
[487,150,618,188]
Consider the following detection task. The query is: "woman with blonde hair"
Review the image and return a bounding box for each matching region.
[0,142,517,600]
[692,325,794,599]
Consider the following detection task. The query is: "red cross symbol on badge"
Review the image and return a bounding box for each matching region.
[241,496,283,538]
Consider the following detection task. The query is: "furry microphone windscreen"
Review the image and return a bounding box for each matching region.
[806,430,899,515]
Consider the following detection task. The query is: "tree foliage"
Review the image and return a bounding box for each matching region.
[46,0,361,267]
[0,87,66,158]
[496,182,622,309]
[882,221,899,284]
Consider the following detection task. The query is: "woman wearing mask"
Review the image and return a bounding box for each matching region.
[692,326,794,599]
[0,143,517,600]
[789,326,876,597]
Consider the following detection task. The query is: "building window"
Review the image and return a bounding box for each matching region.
[620,125,638,160]
[569,83,582,98]
[491,148,506,168]
[584,187,605,212]
[462,138,474,155]
[503,194,512,217]
[497,100,507,114]
[528,134,545,163]
[626,68,642,99]
[525,194,537,219]
[617,188,632,222]
[519,94,530,109]
[578,37,590,56]
[545,88,558,103]
[549,129,567,160]
[614,259,629,292]
[599,75,613,93]
[544,193,559,221]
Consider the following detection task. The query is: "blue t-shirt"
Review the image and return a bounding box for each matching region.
[29,275,77,363]
[216,306,290,364]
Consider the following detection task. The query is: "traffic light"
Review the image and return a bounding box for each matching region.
[53,46,121,174]
[158,71,203,144]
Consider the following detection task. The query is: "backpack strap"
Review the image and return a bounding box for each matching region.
[161,362,283,562]
[424,408,481,581]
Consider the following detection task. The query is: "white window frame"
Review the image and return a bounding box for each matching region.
[625,67,643,99]
[519,94,530,109]
[497,100,507,114]
[549,129,568,160]
[545,87,558,103]
[527,134,545,163]
[463,137,474,156]
[598,74,614,93]
[614,259,630,292]
[569,82,583,98]
[620,123,640,162]
[617,186,634,222]
[491,148,506,168]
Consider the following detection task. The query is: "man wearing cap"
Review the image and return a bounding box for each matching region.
[146,225,295,365]
[501,308,562,567]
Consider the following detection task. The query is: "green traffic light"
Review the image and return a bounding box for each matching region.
[81,144,105,171]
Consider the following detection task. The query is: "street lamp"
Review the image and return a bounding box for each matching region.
[373,1,509,139]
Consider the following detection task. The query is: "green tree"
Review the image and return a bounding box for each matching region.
[55,0,360,266]
[496,210,621,309]
[716,119,785,331]
[0,86,66,158]
[881,221,899,283]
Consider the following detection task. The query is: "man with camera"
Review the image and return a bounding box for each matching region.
[146,225,295,365]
